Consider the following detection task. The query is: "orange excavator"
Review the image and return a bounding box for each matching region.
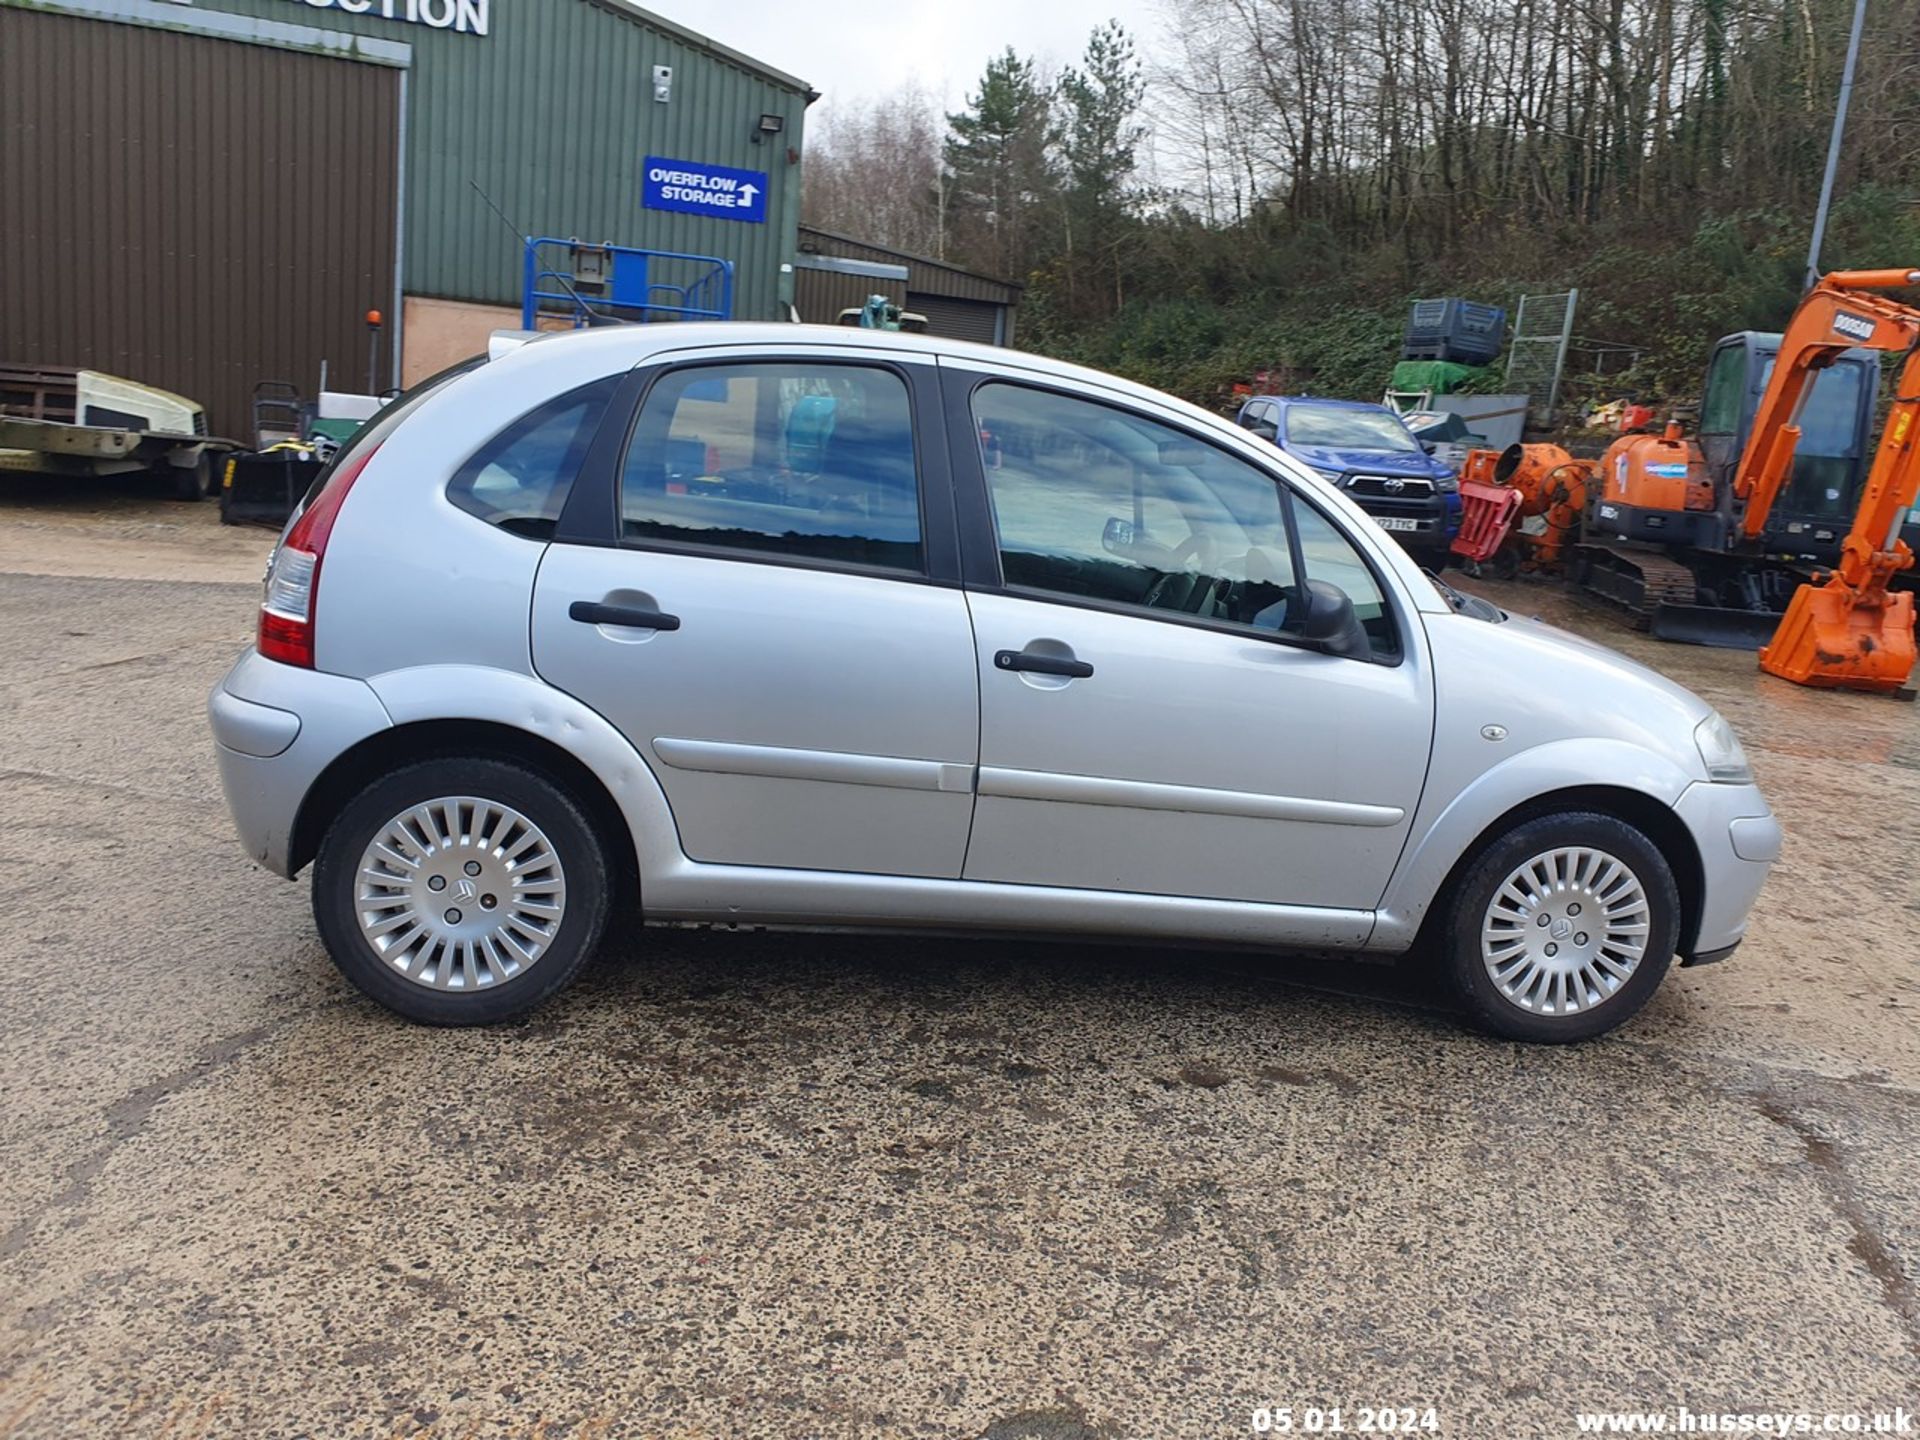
[1457,270,1919,693]
[1737,270,1918,692]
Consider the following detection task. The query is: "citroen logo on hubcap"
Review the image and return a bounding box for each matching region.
[454,878,478,903]
[1550,918,1573,940]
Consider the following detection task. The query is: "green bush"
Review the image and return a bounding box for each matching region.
[1022,190,1920,422]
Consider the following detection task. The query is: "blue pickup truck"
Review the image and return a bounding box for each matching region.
[1234,395,1461,569]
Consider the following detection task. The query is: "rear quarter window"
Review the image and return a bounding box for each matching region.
[446,377,619,539]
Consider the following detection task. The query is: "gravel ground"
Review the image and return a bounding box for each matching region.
[0,482,1915,1439]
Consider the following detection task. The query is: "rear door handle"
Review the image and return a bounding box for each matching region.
[994,648,1093,679]
[569,600,681,632]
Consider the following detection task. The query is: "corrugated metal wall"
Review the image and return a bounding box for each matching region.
[793,266,907,327]
[797,227,1022,305]
[0,8,399,439]
[188,0,811,319]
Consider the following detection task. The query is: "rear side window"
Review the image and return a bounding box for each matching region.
[617,362,923,574]
[447,377,619,539]
[298,356,482,511]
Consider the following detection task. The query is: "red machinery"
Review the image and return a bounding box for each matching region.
[1450,443,1590,575]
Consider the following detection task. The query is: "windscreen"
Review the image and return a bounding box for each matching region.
[1285,405,1421,453]
[1757,354,1869,521]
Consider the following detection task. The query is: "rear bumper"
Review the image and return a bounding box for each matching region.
[1672,780,1781,958]
[207,647,391,877]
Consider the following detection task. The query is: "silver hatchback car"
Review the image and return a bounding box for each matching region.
[208,325,1780,1041]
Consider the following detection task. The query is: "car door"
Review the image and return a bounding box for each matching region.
[947,368,1434,911]
[531,350,979,879]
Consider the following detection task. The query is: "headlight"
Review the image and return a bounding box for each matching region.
[1433,472,1459,492]
[1693,711,1753,783]
[1311,466,1344,484]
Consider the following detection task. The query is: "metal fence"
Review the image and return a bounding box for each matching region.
[1506,289,1579,423]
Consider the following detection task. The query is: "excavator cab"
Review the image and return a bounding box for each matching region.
[1698,332,1878,563]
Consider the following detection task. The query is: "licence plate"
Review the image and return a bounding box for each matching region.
[1373,516,1422,532]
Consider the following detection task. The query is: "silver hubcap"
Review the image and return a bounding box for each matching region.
[1481,845,1650,1016]
[354,796,567,991]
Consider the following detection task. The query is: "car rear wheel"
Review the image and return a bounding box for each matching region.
[312,758,610,1025]
[1443,812,1678,1042]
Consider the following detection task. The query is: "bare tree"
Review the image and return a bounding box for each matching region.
[802,84,949,258]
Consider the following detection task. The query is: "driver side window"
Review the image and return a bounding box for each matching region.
[972,382,1398,659]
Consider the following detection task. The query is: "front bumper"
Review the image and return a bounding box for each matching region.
[1672,780,1782,958]
[207,647,391,877]
[1345,489,1458,553]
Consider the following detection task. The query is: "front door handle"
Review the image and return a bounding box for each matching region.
[995,648,1093,679]
[569,600,681,631]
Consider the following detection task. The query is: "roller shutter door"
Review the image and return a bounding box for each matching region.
[908,294,1003,345]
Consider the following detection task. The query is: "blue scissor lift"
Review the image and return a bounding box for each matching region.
[521,237,734,329]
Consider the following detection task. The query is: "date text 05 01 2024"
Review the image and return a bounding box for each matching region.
[1251,1406,1441,1434]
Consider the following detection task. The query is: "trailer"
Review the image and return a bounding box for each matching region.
[0,364,236,500]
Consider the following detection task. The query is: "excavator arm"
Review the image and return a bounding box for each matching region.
[1752,269,1920,693]
[1734,269,1920,540]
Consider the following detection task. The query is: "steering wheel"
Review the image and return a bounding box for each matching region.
[1143,531,1221,611]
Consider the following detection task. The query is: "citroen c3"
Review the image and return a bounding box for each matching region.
[207,325,1780,1042]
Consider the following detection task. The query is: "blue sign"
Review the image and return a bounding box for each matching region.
[643,156,768,224]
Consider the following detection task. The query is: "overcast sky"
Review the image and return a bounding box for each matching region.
[642,0,1168,121]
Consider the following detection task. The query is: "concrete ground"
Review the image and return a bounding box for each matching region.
[0,477,1915,1440]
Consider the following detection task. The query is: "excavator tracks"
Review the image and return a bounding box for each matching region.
[1574,544,1697,622]
[1574,543,1783,648]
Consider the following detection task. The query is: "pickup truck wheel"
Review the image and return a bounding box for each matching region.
[1444,812,1678,1042]
[312,758,610,1026]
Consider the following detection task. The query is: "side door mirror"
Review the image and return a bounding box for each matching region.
[1247,416,1278,441]
[1294,578,1372,659]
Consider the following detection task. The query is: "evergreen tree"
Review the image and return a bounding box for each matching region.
[1057,21,1147,313]
[944,49,1057,281]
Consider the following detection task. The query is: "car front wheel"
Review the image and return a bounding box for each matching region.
[1443,811,1679,1042]
[312,757,610,1025]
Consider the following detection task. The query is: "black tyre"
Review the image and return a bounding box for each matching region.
[167,455,214,501]
[1442,811,1679,1043]
[312,758,611,1025]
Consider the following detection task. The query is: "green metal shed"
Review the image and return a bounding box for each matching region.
[0,0,813,414]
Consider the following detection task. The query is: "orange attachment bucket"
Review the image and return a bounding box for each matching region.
[1760,581,1917,693]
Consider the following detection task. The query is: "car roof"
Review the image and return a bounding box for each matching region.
[488,321,1064,387]
[487,323,1285,456]
[489,322,1266,439]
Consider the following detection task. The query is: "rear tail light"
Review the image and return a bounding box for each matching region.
[257,443,380,668]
